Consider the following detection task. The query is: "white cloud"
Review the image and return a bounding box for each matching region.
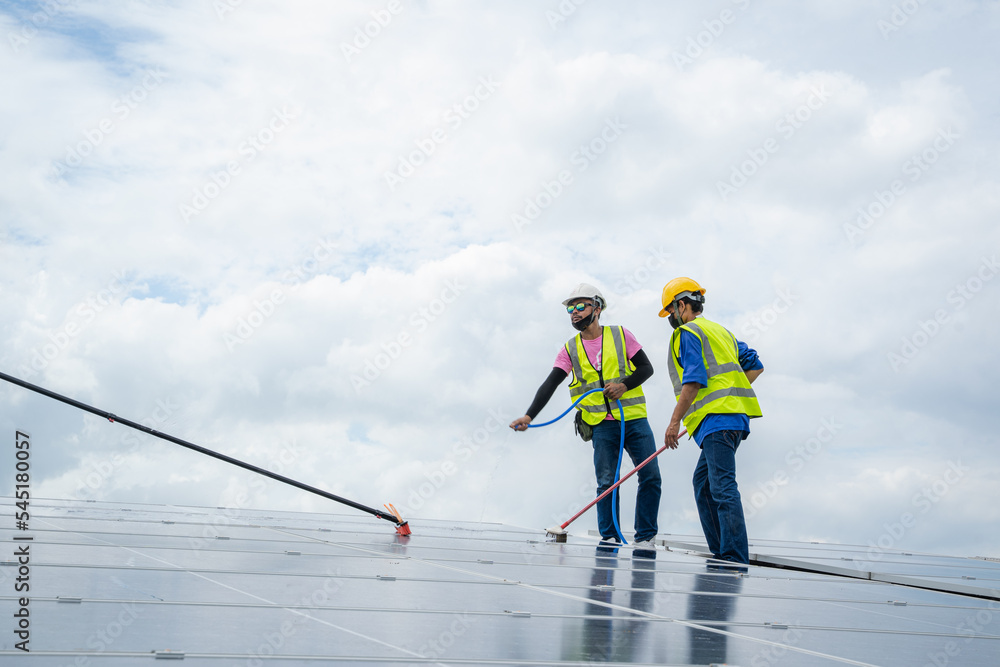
[2,0,999,559]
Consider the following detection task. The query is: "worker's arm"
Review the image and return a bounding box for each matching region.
[737,340,763,384]
[664,330,707,448]
[510,367,569,431]
[664,382,699,449]
[604,348,653,401]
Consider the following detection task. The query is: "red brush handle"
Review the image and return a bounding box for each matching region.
[560,431,686,530]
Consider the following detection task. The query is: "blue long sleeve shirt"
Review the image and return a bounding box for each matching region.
[677,325,763,447]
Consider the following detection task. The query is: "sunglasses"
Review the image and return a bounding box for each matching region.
[566,302,592,313]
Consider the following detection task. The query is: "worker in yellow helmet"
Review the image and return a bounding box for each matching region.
[659,277,763,565]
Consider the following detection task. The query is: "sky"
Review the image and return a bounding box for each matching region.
[1,0,999,560]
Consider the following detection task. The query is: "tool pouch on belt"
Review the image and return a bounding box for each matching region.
[574,410,593,442]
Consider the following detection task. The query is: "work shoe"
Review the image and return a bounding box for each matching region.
[632,539,657,551]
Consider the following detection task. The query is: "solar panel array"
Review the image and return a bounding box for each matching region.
[2,498,999,665]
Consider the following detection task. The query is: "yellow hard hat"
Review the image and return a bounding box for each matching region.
[659,277,706,318]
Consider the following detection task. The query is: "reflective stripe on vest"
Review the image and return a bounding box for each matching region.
[668,318,761,436]
[566,326,647,425]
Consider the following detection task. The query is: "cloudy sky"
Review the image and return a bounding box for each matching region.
[2,0,998,559]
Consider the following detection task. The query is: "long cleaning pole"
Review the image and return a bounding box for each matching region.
[0,370,409,533]
[549,429,685,536]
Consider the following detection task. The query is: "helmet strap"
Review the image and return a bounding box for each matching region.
[573,307,599,332]
[667,299,681,329]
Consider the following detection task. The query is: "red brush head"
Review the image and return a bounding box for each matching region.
[395,521,411,536]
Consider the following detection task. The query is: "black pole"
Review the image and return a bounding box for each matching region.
[0,370,402,526]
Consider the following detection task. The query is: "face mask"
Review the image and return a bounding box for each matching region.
[572,311,596,331]
[668,313,681,329]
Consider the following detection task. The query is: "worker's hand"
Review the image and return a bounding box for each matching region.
[603,382,627,401]
[509,415,532,432]
[663,420,681,449]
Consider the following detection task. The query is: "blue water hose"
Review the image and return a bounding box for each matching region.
[528,387,628,544]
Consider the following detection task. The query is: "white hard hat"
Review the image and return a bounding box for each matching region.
[562,283,606,309]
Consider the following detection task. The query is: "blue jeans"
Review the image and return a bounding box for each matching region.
[693,429,749,564]
[592,417,661,542]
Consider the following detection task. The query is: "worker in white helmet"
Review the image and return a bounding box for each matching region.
[659,277,763,565]
[510,283,661,550]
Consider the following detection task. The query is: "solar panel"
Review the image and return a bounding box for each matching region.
[662,534,1000,602]
[3,498,999,665]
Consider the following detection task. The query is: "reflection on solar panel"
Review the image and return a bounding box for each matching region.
[2,498,999,665]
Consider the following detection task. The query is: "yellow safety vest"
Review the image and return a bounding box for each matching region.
[566,326,647,426]
[668,317,762,436]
